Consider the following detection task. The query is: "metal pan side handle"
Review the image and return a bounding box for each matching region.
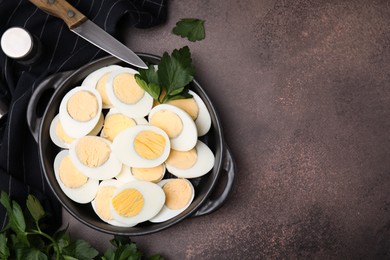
[27,71,73,142]
[191,143,235,217]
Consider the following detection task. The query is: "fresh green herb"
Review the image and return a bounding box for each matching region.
[172,18,205,42]
[135,46,195,104]
[0,191,164,260]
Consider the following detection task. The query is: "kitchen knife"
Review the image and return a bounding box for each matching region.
[29,0,148,69]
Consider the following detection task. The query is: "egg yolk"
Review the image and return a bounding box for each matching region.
[55,121,75,144]
[67,90,98,122]
[163,179,192,210]
[131,164,165,182]
[96,72,113,106]
[167,98,199,121]
[76,136,111,167]
[102,114,136,141]
[113,73,144,104]
[134,130,166,160]
[94,185,116,221]
[149,110,183,138]
[59,155,88,188]
[112,188,144,217]
[166,148,197,169]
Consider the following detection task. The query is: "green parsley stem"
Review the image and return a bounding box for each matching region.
[26,229,61,260]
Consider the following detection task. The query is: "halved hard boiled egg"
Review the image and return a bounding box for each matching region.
[115,164,165,183]
[53,150,99,204]
[150,178,194,223]
[167,90,212,136]
[50,113,104,148]
[165,140,215,178]
[112,125,170,168]
[110,180,165,225]
[81,64,123,108]
[59,86,102,138]
[69,136,122,180]
[100,108,137,142]
[105,68,153,118]
[130,164,166,183]
[91,179,136,227]
[148,104,197,151]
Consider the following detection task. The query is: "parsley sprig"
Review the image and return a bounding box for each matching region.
[172,18,205,42]
[135,46,195,104]
[0,191,164,260]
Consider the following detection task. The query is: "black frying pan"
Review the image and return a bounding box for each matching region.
[27,54,235,236]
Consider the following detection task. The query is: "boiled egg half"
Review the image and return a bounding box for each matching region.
[112,125,170,168]
[110,180,165,225]
[91,179,136,227]
[53,150,99,204]
[165,140,215,178]
[167,90,211,136]
[149,104,197,151]
[150,178,194,223]
[50,113,103,148]
[100,108,137,142]
[69,135,122,180]
[59,86,102,138]
[105,67,153,118]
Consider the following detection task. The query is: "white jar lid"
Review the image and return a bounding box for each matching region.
[1,27,33,59]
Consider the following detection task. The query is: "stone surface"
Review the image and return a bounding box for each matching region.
[64,0,390,259]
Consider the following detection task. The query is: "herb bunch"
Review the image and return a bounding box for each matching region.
[0,191,163,260]
[135,18,206,103]
[135,46,195,104]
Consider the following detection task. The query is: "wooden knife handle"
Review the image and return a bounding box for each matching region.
[29,0,87,29]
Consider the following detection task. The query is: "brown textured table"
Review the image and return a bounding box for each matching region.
[64,0,390,258]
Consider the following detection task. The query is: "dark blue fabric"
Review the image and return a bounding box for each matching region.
[0,0,167,230]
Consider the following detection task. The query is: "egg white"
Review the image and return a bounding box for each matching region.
[69,136,122,180]
[134,117,149,125]
[112,125,170,168]
[148,104,198,151]
[110,180,165,224]
[165,140,215,179]
[91,179,137,227]
[115,165,137,183]
[149,178,195,223]
[59,86,103,138]
[53,150,99,204]
[105,67,153,118]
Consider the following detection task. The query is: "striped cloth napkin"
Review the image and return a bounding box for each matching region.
[0,0,167,230]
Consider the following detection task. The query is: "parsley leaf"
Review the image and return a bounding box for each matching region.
[135,65,160,100]
[135,46,195,104]
[172,18,205,42]
[0,191,28,246]
[62,239,99,260]
[26,195,45,223]
[158,46,194,99]
[0,233,10,258]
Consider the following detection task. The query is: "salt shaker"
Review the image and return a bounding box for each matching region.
[1,27,42,65]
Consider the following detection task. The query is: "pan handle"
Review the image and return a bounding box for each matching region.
[191,143,235,217]
[27,71,73,142]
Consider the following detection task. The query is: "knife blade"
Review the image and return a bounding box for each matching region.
[29,0,148,69]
